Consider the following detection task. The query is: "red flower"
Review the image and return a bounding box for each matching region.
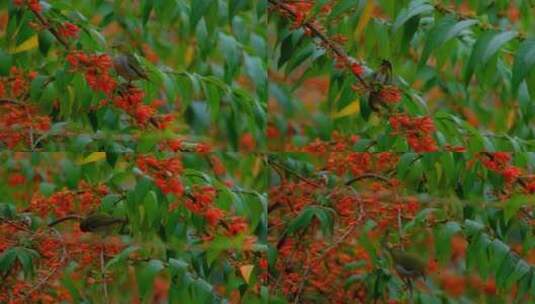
[502,166,521,183]
[195,143,211,153]
[166,138,183,152]
[524,181,535,193]
[134,104,155,124]
[239,132,255,151]
[228,216,248,235]
[379,86,402,104]
[67,51,116,95]
[28,0,41,12]
[8,173,26,186]
[204,208,225,225]
[15,0,41,12]
[58,22,79,39]
[390,114,437,152]
[351,63,364,77]
[136,155,184,196]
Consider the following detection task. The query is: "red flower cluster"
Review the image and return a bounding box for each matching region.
[7,172,26,186]
[77,181,109,212]
[0,102,51,148]
[13,0,42,13]
[275,0,331,30]
[2,66,35,97]
[136,155,184,196]
[351,62,364,77]
[239,132,256,151]
[204,207,225,226]
[479,152,522,184]
[228,216,248,235]
[378,85,402,104]
[57,22,79,39]
[113,87,159,125]
[66,51,117,95]
[389,114,438,152]
[302,132,359,153]
[0,66,51,148]
[29,190,75,218]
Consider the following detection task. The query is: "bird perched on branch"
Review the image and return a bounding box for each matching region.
[48,213,127,234]
[111,42,150,84]
[79,213,127,233]
[381,230,426,296]
[368,59,394,112]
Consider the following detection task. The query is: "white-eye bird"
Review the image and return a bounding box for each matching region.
[111,42,150,83]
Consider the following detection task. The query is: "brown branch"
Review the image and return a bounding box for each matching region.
[268,0,370,90]
[30,9,69,49]
[0,98,26,106]
[345,173,391,186]
[268,158,321,188]
[47,215,83,227]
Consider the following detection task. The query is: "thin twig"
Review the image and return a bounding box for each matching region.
[268,0,369,90]
[345,173,391,186]
[30,9,69,48]
[268,159,321,188]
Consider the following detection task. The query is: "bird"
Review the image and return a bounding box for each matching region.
[371,59,393,85]
[368,59,393,112]
[111,42,150,83]
[387,247,426,281]
[79,213,127,233]
[380,230,427,297]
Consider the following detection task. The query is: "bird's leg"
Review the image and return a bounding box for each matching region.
[406,279,414,302]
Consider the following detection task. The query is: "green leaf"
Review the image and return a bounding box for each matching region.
[419,17,477,66]
[202,82,220,121]
[136,259,165,301]
[503,195,535,223]
[465,31,517,84]
[0,247,18,275]
[244,53,267,99]
[16,247,38,278]
[344,274,366,289]
[287,207,314,233]
[190,0,215,29]
[144,190,160,228]
[328,0,359,20]
[0,49,12,76]
[141,0,153,26]
[435,221,462,262]
[512,39,535,95]
[229,0,248,20]
[392,1,434,31]
[106,246,140,270]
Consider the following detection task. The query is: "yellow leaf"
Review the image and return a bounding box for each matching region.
[185,44,195,66]
[331,100,360,118]
[77,152,106,165]
[354,1,375,40]
[8,35,38,54]
[239,264,254,284]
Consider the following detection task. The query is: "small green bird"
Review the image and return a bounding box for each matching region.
[111,43,150,83]
[79,213,127,233]
[388,247,426,280]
